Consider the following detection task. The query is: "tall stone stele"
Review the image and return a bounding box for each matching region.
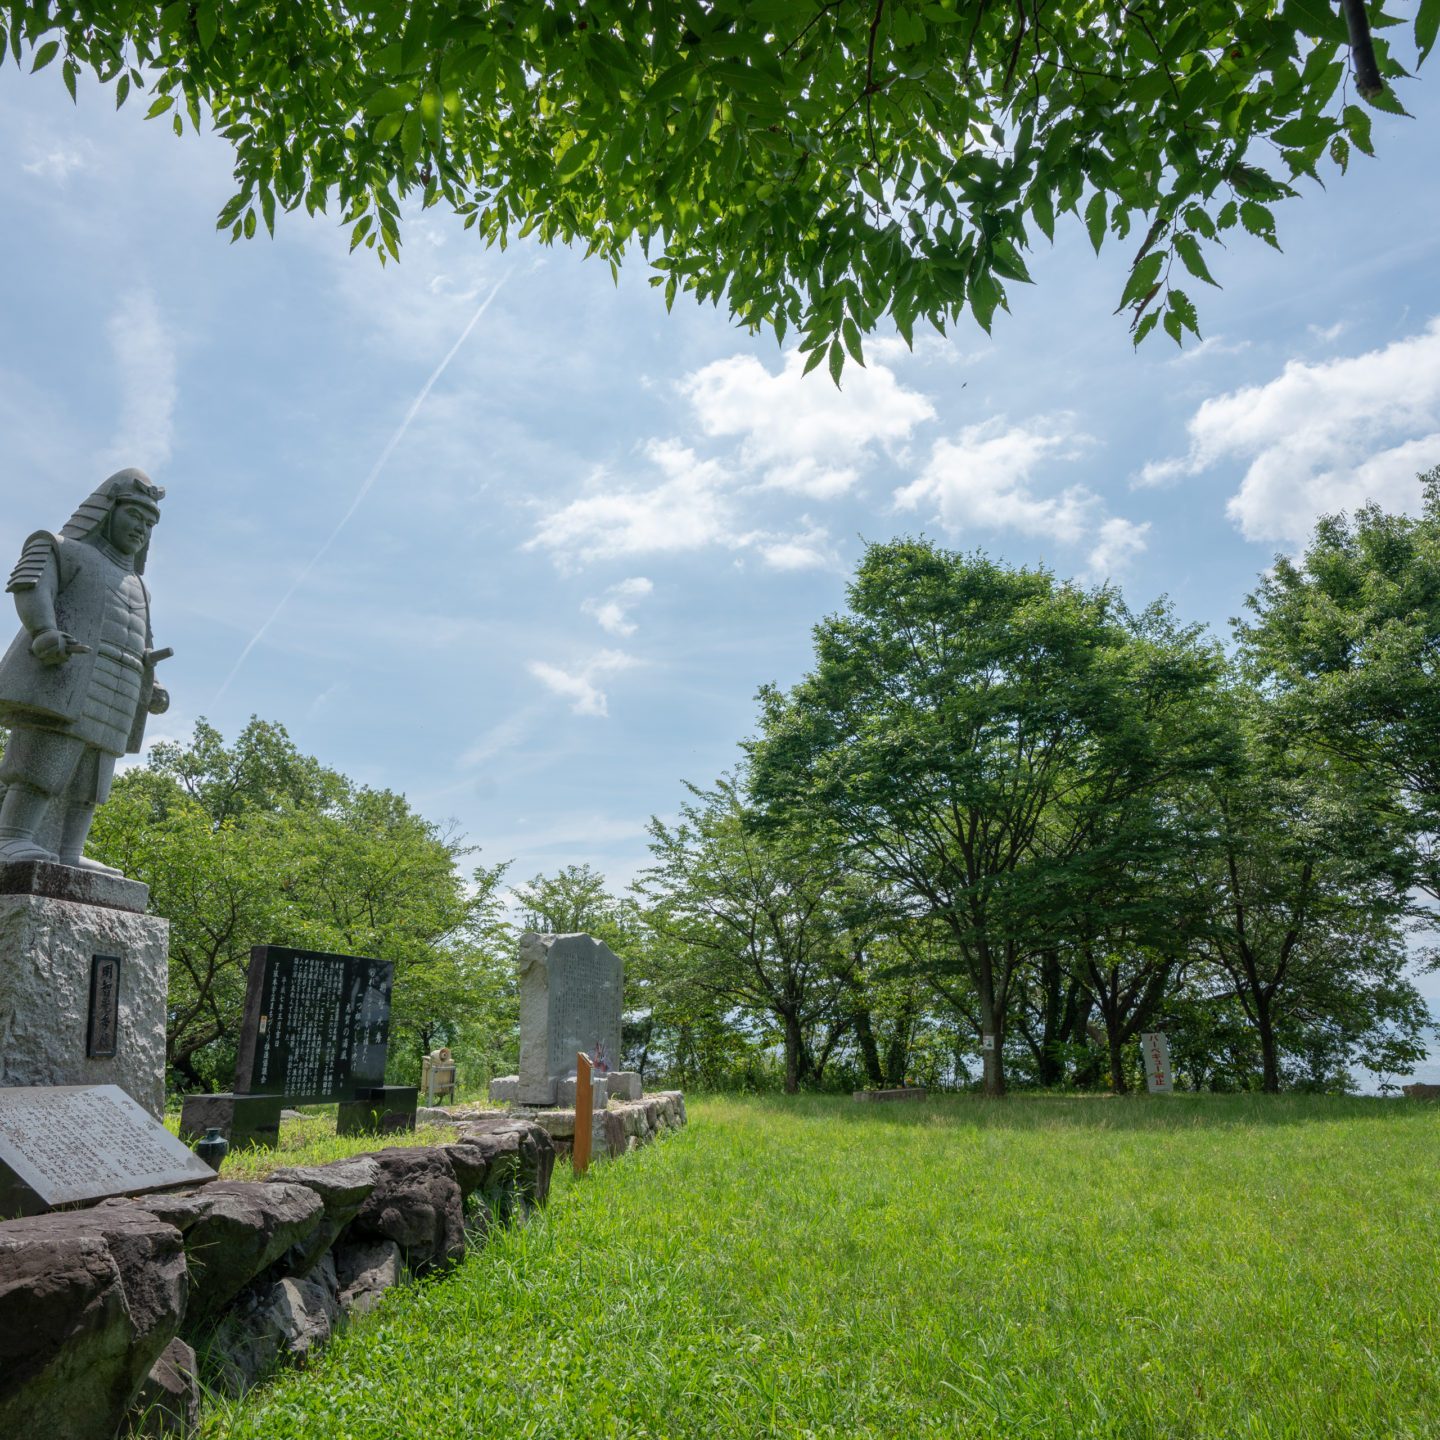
[0,471,173,1116]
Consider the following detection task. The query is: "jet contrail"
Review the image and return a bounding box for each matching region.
[214,278,505,703]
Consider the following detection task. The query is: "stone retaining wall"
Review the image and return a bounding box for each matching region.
[0,1112,554,1440]
[428,1090,687,1160]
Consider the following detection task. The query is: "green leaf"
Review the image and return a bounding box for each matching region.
[827,339,845,386]
[857,168,884,203]
[1117,251,1165,310]
[1031,187,1055,243]
[173,113,184,137]
[243,207,256,239]
[160,1,189,34]
[1419,0,1440,63]
[1330,135,1350,172]
[31,40,59,73]
[401,111,423,169]
[62,58,77,103]
[261,185,276,237]
[116,72,131,108]
[1084,191,1107,254]
[1216,200,1239,230]
[197,1,219,49]
[1133,310,1160,346]
[842,316,865,366]
[374,111,405,143]
[147,94,176,119]
[1174,232,1219,287]
[1342,104,1374,155]
[647,63,698,103]
[802,344,827,377]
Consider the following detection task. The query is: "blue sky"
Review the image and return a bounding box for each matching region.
[2,43,1438,1074]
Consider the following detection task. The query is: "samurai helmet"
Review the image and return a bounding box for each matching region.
[61,469,165,573]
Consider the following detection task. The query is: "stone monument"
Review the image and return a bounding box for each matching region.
[0,472,173,1116]
[0,1083,215,1216]
[180,945,417,1146]
[489,932,635,1107]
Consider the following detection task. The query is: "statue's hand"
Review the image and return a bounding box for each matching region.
[30,628,74,665]
[148,685,170,715]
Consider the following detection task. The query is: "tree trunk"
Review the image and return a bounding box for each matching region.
[884,992,920,1084]
[783,1014,802,1094]
[1107,1028,1128,1094]
[979,994,1005,1097]
[853,1005,885,1087]
[1255,993,1281,1094]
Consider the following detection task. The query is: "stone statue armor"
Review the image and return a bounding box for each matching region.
[0,470,170,872]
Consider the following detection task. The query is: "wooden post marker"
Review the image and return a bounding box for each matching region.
[573,1051,593,1176]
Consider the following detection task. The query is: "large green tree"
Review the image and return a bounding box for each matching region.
[1238,468,1440,905]
[641,775,861,1091]
[748,539,1224,1094]
[4,0,1430,369]
[87,717,511,1090]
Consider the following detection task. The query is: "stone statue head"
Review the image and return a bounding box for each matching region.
[60,469,165,573]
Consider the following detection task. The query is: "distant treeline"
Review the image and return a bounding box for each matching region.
[18,470,1438,1098]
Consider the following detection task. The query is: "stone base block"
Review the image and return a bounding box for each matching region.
[604,1070,642,1101]
[0,892,168,1117]
[337,1087,418,1136]
[487,1074,521,1104]
[553,1074,609,1109]
[179,1094,284,1151]
[852,1086,927,1102]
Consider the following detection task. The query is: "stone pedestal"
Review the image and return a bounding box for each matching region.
[337,1086,417,1136]
[0,863,168,1117]
[178,1093,284,1151]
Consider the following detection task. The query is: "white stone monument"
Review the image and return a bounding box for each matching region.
[490,931,631,1107]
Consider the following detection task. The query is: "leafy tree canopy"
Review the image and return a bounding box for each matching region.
[4,0,1432,373]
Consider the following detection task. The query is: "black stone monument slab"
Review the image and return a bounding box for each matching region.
[337,1085,420,1136]
[0,1084,216,1217]
[234,945,394,1104]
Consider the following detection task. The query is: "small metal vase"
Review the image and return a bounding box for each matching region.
[194,1126,229,1172]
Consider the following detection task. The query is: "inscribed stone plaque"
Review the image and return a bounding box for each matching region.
[0,1084,216,1215]
[233,945,393,1104]
[87,953,121,1058]
[516,932,623,1103]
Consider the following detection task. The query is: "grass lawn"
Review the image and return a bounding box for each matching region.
[204,1094,1440,1440]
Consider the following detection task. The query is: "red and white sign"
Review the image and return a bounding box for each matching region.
[1140,1032,1173,1094]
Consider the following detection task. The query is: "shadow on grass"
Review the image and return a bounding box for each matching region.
[695,1090,1440,1131]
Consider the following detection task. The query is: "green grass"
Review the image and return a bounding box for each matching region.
[204,1094,1440,1440]
[162,1112,468,1180]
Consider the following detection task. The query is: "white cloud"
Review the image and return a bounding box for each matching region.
[755,525,837,571]
[22,145,85,184]
[527,649,638,717]
[103,289,177,473]
[680,348,934,497]
[1143,317,1440,546]
[582,576,654,636]
[1087,517,1152,579]
[1309,321,1347,343]
[896,415,1098,544]
[527,441,741,564]
[1168,335,1251,366]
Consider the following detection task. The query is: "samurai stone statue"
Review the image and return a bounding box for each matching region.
[0,470,171,871]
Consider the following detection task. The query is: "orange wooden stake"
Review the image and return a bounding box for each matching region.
[573,1051,593,1176]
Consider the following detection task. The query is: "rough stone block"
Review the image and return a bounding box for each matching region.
[129,1336,199,1437]
[487,1074,521,1103]
[0,893,169,1116]
[333,1237,403,1315]
[0,1201,186,1440]
[136,1180,324,1321]
[349,1147,465,1273]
